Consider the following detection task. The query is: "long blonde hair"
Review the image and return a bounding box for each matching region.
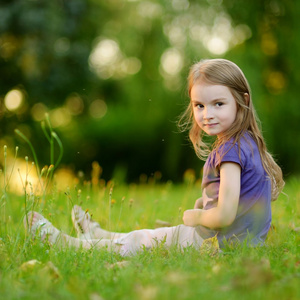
[178,59,284,200]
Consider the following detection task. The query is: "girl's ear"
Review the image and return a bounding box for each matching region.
[244,93,250,106]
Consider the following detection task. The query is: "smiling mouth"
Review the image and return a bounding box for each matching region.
[204,123,218,127]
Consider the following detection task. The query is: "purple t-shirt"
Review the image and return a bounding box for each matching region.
[196,132,272,247]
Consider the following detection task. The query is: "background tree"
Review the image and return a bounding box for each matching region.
[0,0,298,182]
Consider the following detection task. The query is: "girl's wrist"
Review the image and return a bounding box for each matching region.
[183,209,202,227]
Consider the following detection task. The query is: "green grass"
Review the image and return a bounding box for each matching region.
[0,175,300,300]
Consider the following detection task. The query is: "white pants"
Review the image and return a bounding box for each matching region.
[112,225,204,256]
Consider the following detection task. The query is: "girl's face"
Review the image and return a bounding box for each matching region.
[191,82,237,138]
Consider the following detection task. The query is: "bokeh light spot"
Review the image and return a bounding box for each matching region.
[89,38,143,79]
[66,93,84,115]
[54,37,70,54]
[89,39,120,67]
[89,100,107,119]
[89,38,122,79]
[31,102,48,121]
[49,107,72,128]
[206,36,228,55]
[137,1,162,18]
[172,0,190,11]
[261,33,278,56]
[121,57,142,75]
[4,89,24,111]
[266,71,286,94]
[160,48,183,76]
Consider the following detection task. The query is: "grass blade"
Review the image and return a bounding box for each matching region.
[51,132,63,169]
[14,129,40,177]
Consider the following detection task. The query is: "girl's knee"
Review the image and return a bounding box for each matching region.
[128,230,152,246]
[115,230,152,256]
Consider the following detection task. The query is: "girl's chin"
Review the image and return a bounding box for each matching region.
[203,130,219,136]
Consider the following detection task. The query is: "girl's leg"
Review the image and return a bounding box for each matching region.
[71,206,204,256]
[24,212,204,257]
[114,225,204,256]
[71,205,127,240]
[24,211,121,252]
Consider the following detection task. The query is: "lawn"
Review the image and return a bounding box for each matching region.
[0,166,299,300]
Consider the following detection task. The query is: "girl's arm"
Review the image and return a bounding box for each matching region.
[183,162,241,229]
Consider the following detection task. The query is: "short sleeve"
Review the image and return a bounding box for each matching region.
[214,142,245,168]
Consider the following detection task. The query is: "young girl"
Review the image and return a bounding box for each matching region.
[24,58,284,255]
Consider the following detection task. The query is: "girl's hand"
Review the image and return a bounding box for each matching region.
[194,197,203,209]
[183,209,201,227]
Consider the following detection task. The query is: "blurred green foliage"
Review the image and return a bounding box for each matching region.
[0,0,299,182]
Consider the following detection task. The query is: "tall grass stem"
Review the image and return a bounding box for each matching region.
[14,130,41,178]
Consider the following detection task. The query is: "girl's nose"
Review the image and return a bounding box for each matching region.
[203,107,213,120]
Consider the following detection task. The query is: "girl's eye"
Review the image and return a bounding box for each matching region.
[195,104,204,109]
[216,102,223,107]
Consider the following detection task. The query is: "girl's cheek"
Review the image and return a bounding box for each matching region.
[196,113,203,122]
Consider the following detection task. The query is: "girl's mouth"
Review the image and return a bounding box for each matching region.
[205,123,218,127]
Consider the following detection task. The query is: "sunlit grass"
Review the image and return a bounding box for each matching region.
[0,130,299,300]
[0,166,299,299]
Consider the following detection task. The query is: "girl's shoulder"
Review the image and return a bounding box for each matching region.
[224,131,257,153]
[212,131,257,167]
